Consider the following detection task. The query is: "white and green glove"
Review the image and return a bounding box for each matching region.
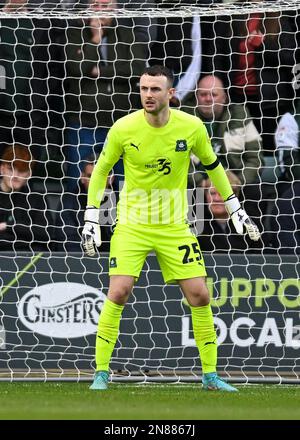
[82,206,101,256]
[225,194,260,241]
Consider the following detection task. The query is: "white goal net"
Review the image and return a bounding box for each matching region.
[0,0,299,383]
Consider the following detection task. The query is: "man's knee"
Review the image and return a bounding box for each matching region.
[189,287,210,307]
[180,277,210,307]
[108,276,134,305]
[108,288,131,305]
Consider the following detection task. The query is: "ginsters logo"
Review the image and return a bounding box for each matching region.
[145,157,171,175]
[18,282,105,338]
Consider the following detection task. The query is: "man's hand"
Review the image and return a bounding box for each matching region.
[82,206,101,256]
[91,66,101,78]
[0,222,7,232]
[247,30,264,49]
[225,195,260,241]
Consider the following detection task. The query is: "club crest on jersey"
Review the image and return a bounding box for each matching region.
[109,257,117,268]
[175,139,187,152]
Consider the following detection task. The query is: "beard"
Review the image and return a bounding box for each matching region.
[143,101,167,115]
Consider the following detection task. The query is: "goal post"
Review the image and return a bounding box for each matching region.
[0,0,299,384]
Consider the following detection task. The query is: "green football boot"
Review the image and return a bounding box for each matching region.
[89,371,109,390]
[202,373,238,392]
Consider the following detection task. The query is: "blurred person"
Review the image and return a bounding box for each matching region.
[0,145,54,252]
[62,0,156,45]
[149,1,225,105]
[210,1,299,153]
[109,0,156,50]
[149,1,202,105]
[262,102,300,237]
[199,171,262,252]
[55,155,113,252]
[182,75,262,189]
[267,181,300,255]
[0,0,65,161]
[64,0,146,192]
[274,102,300,185]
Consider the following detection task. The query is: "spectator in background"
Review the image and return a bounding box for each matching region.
[61,0,156,48]
[64,0,146,193]
[275,102,300,186]
[116,0,156,52]
[198,170,262,253]
[266,181,300,255]
[182,75,262,191]
[211,2,299,153]
[262,100,300,244]
[55,155,114,252]
[0,0,65,162]
[149,0,202,106]
[0,145,54,252]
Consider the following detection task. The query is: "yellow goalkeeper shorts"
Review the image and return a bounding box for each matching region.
[108,223,206,284]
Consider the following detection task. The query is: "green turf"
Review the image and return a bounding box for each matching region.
[0,382,299,420]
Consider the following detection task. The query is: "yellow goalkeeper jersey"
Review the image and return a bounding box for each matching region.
[88,109,233,225]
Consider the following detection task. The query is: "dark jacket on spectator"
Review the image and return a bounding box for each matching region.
[0,17,64,149]
[0,180,54,252]
[209,12,299,113]
[198,207,263,253]
[64,18,146,129]
[267,182,300,254]
[182,98,262,186]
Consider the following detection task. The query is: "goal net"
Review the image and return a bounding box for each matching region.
[0,0,299,384]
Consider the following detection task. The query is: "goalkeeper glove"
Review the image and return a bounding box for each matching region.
[82,206,101,256]
[225,194,260,241]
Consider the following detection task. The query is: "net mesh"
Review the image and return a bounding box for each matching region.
[0,0,299,382]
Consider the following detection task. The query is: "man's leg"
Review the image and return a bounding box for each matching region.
[179,277,217,373]
[90,275,134,390]
[179,277,237,392]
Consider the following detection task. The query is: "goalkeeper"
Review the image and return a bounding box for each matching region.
[82,65,260,392]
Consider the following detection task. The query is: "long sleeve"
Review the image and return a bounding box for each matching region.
[205,164,233,201]
[192,121,233,201]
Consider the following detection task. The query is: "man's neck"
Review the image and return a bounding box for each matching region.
[144,107,171,128]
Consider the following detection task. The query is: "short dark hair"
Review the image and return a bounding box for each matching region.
[141,65,174,87]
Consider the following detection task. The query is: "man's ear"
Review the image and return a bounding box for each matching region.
[168,87,176,99]
[223,90,229,105]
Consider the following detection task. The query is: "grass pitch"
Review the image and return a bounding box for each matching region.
[0,382,300,420]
